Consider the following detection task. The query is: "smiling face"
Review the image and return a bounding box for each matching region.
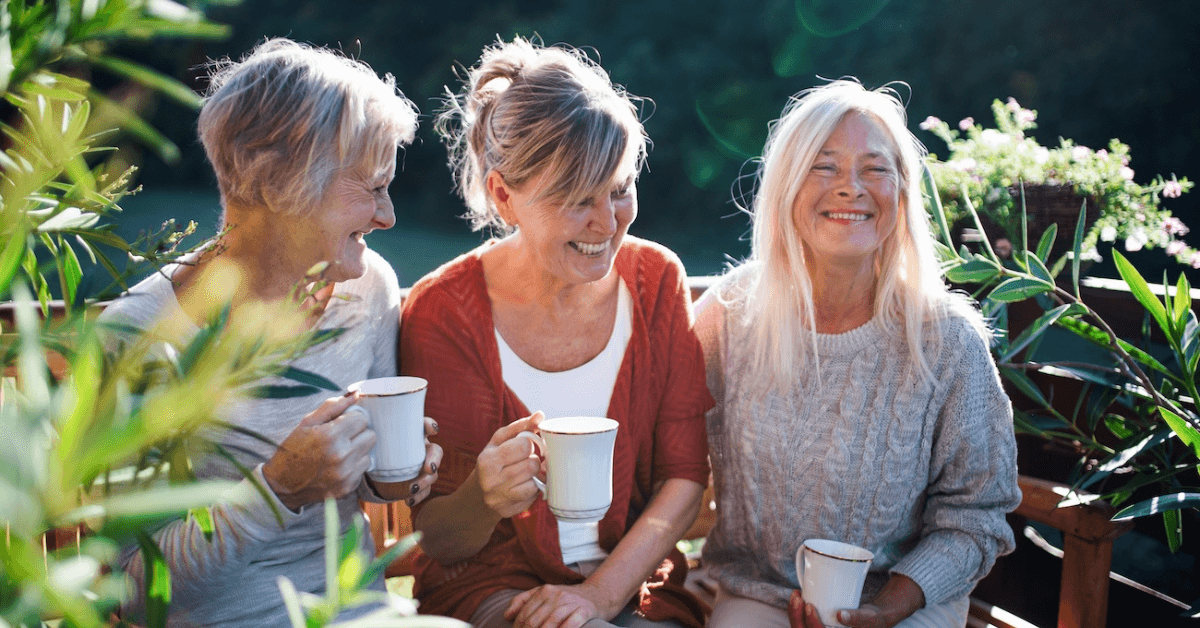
[792,111,901,270]
[489,145,639,290]
[300,159,397,283]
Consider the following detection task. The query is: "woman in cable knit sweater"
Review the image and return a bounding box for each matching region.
[695,80,1021,628]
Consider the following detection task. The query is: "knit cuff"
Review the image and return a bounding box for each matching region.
[889,532,981,607]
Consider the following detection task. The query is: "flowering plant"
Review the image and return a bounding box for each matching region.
[922,98,1195,267]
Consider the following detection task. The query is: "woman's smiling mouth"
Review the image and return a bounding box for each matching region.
[569,240,610,255]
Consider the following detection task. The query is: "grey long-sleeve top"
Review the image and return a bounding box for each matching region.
[695,266,1021,610]
[99,248,401,628]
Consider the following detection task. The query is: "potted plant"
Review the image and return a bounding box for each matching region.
[922,98,1194,270]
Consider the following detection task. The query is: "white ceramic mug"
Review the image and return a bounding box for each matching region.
[349,376,427,483]
[795,539,874,627]
[531,416,619,523]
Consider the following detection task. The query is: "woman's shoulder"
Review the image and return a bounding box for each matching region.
[616,236,685,280]
[403,245,488,318]
[98,270,178,330]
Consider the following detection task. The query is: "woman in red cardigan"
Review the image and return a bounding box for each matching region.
[399,37,712,628]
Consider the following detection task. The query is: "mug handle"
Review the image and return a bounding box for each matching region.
[515,429,547,496]
[796,544,806,583]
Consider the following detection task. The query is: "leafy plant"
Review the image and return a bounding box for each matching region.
[927,170,1200,554]
[923,98,1195,267]
[0,2,443,626]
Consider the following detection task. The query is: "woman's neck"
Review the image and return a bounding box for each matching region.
[808,258,877,334]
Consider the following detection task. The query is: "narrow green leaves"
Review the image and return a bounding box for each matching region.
[136,531,171,628]
[988,277,1053,303]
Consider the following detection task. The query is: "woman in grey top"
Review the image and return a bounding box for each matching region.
[695,80,1021,628]
[100,39,441,627]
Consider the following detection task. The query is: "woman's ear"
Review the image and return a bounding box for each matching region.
[486,170,518,226]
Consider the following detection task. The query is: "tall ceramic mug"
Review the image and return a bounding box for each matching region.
[795,539,874,627]
[349,376,427,483]
[531,416,619,522]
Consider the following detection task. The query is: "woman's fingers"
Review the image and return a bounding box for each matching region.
[488,410,544,446]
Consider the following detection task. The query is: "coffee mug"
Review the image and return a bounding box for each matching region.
[795,539,874,627]
[531,416,619,523]
[349,376,427,483]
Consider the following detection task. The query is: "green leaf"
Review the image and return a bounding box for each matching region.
[325,497,340,607]
[189,506,215,542]
[61,235,82,307]
[359,531,421,591]
[1057,317,1178,383]
[1104,414,1134,440]
[1160,407,1200,458]
[247,384,321,399]
[1022,251,1055,285]
[135,531,171,628]
[1000,303,1074,362]
[0,224,28,299]
[1164,509,1182,553]
[1035,222,1058,262]
[943,257,1002,284]
[1111,492,1200,521]
[1174,273,1192,334]
[1072,202,1086,297]
[1000,368,1057,414]
[1113,250,1171,338]
[923,164,955,249]
[90,54,202,109]
[278,366,341,392]
[988,277,1053,303]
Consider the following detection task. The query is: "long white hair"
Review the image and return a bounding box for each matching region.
[737,79,984,386]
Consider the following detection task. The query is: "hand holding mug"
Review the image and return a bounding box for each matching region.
[263,392,376,512]
[476,411,545,518]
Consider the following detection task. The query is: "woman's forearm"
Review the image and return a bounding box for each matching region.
[412,467,503,564]
[580,478,705,616]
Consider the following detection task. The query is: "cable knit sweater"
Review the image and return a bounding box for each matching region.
[695,264,1021,612]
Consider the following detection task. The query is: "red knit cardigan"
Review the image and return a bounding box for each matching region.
[399,237,712,626]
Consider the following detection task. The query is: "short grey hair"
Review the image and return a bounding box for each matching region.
[198,38,418,216]
[436,37,647,233]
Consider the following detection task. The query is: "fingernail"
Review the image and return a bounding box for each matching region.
[342,390,354,397]
[407,497,416,507]
[430,462,438,474]
[411,483,420,495]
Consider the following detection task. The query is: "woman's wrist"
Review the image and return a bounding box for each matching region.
[868,573,925,627]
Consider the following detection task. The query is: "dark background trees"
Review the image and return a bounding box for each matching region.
[124,0,1199,278]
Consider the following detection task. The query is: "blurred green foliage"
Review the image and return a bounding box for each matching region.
[122,0,1198,280]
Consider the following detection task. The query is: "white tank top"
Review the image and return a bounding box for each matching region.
[495,279,632,567]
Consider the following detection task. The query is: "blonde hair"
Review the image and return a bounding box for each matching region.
[436,37,647,232]
[737,79,985,385]
[198,38,418,216]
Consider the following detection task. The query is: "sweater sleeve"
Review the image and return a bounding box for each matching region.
[118,464,303,622]
[890,322,1021,605]
[648,255,712,486]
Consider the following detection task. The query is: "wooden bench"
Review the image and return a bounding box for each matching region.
[2,285,1136,628]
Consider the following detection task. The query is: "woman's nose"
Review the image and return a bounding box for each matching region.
[373,196,396,230]
[592,196,618,234]
[834,170,866,197]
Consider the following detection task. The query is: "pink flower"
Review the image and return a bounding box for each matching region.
[1006,97,1021,111]
[1016,109,1037,125]
[919,116,940,131]
[1071,146,1091,161]
[958,117,974,131]
[1167,241,1186,256]
[1163,180,1184,198]
[1125,229,1148,252]
[1120,166,1135,181]
[1097,149,1108,158]
[1190,251,1200,269]
[1163,217,1189,236]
